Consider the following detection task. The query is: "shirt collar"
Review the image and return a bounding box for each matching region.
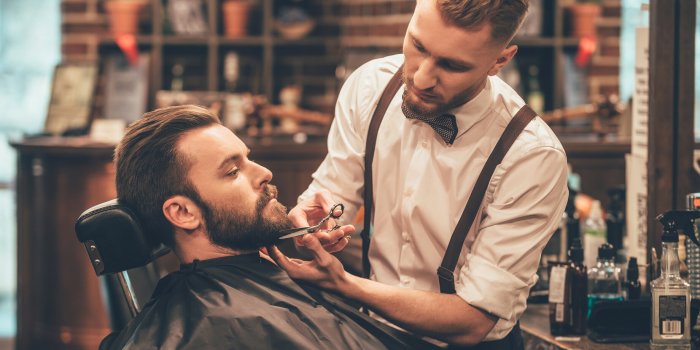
[448,76,493,139]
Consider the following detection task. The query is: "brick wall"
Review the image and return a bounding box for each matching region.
[590,0,621,99]
[61,0,105,61]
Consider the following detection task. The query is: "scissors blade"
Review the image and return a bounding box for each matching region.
[278,229,312,240]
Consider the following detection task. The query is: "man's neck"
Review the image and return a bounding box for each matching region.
[173,229,253,264]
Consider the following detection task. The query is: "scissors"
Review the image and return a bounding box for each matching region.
[278,203,345,239]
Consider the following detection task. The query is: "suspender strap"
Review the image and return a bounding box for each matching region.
[438,105,537,294]
[361,65,404,279]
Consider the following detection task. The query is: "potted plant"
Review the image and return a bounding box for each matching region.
[222,0,250,38]
[104,0,149,35]
[569,0,602,38]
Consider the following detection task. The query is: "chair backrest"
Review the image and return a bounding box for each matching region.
[75,199,171,329]
[75,199,170,275]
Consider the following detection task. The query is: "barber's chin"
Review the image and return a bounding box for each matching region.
[406,97,440,116]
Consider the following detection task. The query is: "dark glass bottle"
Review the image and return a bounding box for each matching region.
[568,238,588,335]
[565,186,580,249]
[626,257,641,300]
[606,186,625,253]
[549,261,572,335]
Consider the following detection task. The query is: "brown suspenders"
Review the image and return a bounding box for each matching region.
[360,65,537,293]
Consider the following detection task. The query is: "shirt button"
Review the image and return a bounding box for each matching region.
[401,232,410,242]
[404,188,414,196]
[400,277,411,286]
[421,139,429,148]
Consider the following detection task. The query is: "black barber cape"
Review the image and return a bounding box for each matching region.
[102,253,437,349]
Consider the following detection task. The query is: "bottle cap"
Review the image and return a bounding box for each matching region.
[568,238,584,264]
[661,221,679,243]
[627,257,639,281]
[598,242,615,260]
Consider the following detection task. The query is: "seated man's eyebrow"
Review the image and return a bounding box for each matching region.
[218,155,241,171]
[217,149,251,171]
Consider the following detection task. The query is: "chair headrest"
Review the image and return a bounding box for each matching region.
[75,199,170,275]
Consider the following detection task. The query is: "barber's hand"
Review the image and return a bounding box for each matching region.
[269,234,350,292]
[288,189,354,253]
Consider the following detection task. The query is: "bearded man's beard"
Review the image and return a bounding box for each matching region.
[200,185,292,251]
[400,67,481,120]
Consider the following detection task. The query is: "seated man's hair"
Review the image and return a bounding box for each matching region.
[114,105,220,247]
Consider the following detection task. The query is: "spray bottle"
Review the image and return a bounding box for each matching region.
[651,210,700,349]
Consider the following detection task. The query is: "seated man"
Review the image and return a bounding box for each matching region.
[105,105,435,349]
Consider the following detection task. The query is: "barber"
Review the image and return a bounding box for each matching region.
[271,0,568,348]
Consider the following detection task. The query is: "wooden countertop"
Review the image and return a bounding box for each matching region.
[521,304,648,350]
[9,135,329,159]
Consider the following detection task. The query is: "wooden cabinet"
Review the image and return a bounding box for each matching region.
[11,139,115,350]
[10,137,326,350]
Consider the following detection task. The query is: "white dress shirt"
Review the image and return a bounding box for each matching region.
[299,54,569,340]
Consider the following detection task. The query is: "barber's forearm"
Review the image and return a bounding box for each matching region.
[340,274,498,346]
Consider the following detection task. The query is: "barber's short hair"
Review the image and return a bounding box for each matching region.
[114,105,220,246]
[437,0,529,45]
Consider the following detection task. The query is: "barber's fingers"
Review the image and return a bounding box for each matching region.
[268,245,298,271]
[322,235,350,254]
[317,225,355,253]
[300,234,335,267]
[316,225,355,245]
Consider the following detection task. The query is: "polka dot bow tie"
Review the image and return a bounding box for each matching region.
[402,104,458,145]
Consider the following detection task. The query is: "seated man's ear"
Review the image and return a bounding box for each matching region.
[163,195,202,232]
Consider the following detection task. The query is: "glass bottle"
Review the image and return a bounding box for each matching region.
[650,222,691,349]
[587,242,623,317]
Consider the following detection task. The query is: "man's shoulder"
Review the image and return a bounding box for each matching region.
[352,54,403,79]
[345,54,404,95]
[486,75,565,156]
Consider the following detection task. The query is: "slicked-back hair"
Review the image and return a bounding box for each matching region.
[114,105,220,247]
[437,0,529,45]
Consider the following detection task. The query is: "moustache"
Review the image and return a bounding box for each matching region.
[259,184,278,205]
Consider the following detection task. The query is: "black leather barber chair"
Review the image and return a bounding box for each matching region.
[75,199,170,330]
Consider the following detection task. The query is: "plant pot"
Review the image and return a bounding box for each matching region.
[105,0,148,35]
[569,3,601,38]
[222,0,250,39]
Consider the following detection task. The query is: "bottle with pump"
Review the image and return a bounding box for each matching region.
[587,242,623,316]
[568,238,587,334]
[650,211,700,349]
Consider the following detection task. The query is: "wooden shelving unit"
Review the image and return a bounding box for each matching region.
[512,0,583,112]
[98,0,340,110]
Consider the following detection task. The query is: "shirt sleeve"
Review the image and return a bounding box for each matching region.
[298,60,382,224]
[455,143,568,322]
